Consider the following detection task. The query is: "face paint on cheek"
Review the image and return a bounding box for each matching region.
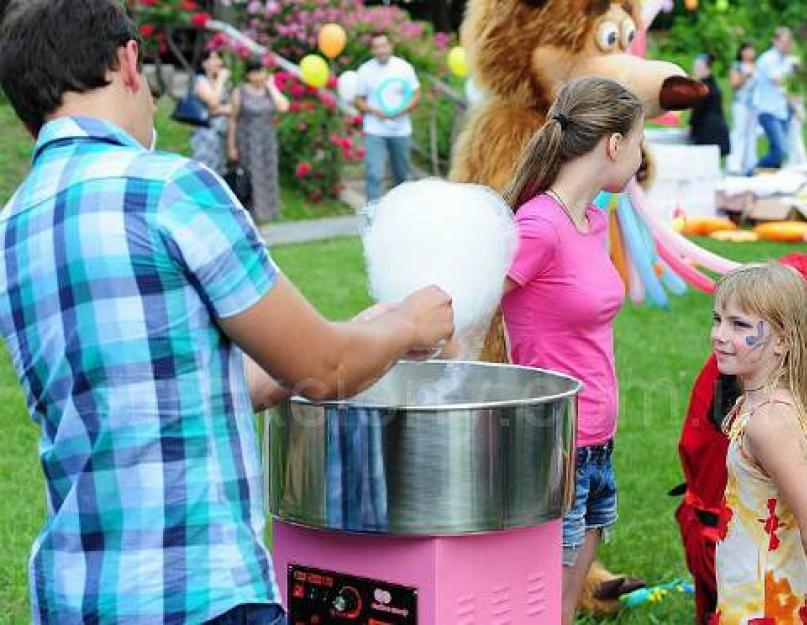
[745,320,765,348]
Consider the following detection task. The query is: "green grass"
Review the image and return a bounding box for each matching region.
[278,186,353,222]
[0,104,35,206]
[1,233,801,623]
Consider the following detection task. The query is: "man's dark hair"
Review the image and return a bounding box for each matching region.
[244,57,265,75]
[0,0,140,135]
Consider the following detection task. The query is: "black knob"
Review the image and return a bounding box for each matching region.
[332,586,360,615]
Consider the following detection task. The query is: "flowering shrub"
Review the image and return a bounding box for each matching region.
[273,71,365,203]
[128,0,212,38]
[222,0,440,74]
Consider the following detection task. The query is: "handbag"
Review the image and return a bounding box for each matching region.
[223,162,252,207]
[171,78,210,128]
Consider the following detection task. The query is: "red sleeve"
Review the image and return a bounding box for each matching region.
[678,355,729,513]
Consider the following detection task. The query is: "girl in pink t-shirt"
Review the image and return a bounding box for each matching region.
[499,77,645,625]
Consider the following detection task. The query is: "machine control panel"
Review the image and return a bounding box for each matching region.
[287,564,417,624]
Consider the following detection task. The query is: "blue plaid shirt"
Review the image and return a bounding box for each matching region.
[0,117,281,624]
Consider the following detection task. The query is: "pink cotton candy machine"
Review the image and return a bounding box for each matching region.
[265,361,580,625]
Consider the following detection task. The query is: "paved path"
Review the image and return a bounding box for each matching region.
[258,214,361,246]
[258,179,365,246]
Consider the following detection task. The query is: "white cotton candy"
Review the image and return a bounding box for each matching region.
[362,179,517,359]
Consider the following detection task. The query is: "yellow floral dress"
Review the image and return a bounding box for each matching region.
[714,399,807,625]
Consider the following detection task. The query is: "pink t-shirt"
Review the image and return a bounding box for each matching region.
[502,194,625,447]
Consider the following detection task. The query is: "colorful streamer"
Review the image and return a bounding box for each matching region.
[617,195,670,308]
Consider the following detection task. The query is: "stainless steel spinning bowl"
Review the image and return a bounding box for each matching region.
[265,360,580,535]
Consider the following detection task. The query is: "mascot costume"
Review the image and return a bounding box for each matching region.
[448,0,708,615]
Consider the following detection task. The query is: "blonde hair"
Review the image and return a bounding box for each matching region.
[715,262,807,424]
[502,77,643,210]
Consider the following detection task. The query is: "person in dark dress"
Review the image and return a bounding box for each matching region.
[689,53,730,157]
[228,58,289,222]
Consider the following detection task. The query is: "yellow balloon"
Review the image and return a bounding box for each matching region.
[299,54,329,89]
[318,23,347,59]
[447,46,468,78]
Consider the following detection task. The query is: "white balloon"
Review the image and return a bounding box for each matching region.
[337,70,359,103]
[464,76,486,108]
[363,179,517,358]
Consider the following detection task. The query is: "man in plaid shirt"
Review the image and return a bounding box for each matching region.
[0,1,453,623]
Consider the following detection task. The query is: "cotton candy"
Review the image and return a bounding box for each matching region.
[363,179,517,359]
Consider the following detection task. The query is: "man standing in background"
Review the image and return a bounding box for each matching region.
[752,26,797,171]
[355,31,421,201]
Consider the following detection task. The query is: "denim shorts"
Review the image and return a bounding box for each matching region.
[206,604,286,625]
[562,439,618,566]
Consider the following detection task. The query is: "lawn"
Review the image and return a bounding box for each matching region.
[0,230,801,623]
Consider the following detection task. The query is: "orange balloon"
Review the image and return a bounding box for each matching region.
[681,217,736,237]
[684,0,698,10]
[753,221,807,243]
[318,23,347,59]
[609,210,630,288]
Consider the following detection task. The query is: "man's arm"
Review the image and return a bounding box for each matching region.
[402,87,420,115]
[355,95,383,118]
[220,274,453,402]
[241,301,417,410]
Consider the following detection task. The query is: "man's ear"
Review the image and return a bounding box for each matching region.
[118,40,143,92]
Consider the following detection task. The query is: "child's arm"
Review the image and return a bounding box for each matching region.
[219,274,454,402]
[243,300,431,410]
[746,402,807,559]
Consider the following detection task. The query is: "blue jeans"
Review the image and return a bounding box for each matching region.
[562,440,618,566]
[756,112,789,170]
[206,604,286,625]
[364,133,411,201]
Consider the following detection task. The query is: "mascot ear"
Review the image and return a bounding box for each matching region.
[576,0,614,16]
[523,0,613,15]
[519,0,615,13]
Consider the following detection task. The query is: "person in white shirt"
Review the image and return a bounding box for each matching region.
[751,27,796,172]
[355,32,421,201]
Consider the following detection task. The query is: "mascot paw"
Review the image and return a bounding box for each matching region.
[579,563,646,616]
[593,576,647,600]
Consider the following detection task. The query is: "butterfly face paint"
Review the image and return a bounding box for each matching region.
[745,320,766,348]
